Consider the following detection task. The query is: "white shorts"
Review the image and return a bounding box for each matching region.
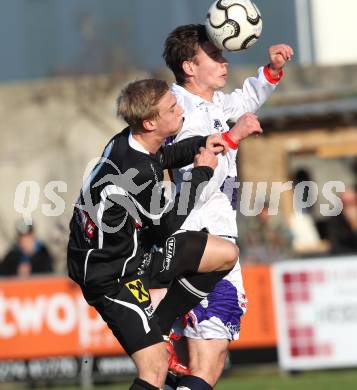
[183,256,248,341]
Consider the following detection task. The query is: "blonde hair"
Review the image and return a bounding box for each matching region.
[117,79,169,131]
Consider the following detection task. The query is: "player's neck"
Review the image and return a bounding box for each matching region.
[183,81,214,102]
[132,132,162,154]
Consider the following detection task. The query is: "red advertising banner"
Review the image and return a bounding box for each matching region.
[0,277,124,360]
[0,265,276,360]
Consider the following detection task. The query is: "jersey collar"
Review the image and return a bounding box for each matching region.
[171,83,220,105]
[128,131,150,155]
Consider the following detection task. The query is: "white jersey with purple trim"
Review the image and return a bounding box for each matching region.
[171,66,278,340]
[172,66,277,237]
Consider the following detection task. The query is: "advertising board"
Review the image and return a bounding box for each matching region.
[272,256,357,370]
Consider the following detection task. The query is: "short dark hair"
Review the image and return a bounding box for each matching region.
[163,24,209,85]
[117,79,169,131]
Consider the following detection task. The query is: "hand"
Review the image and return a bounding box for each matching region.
[268,44,294,75]
[194,147,218,170]
[228,113,262,143]
[206,133,229,155]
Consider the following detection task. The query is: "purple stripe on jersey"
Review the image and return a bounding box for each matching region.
[220,176,238,210]
[191,279,244,337]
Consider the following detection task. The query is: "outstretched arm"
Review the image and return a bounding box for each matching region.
[223,43,293,122]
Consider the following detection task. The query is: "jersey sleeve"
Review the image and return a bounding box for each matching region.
[129,162,214,242]
[154,166,214,239]
[158,136,207,169]
[222,66,279,122]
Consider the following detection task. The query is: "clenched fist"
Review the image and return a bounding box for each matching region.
[228,112,262,143]
[194,147,218,170]
[206,133,229,155]
[268,43,294,76]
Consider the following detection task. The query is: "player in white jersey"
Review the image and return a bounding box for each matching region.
[162,24,293,389]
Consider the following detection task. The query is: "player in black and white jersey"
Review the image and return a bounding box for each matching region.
[67,79,240,390]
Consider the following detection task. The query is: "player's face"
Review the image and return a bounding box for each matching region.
[155,91,184,137]
[192,41,229,91]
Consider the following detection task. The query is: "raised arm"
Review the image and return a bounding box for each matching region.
[223,44,293,122]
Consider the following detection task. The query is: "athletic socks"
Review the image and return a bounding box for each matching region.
[129,377,160,390]
[177,375,213,390]
[164,372,180,389]
[155,270,229,335]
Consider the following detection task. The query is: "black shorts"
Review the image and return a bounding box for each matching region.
[149,230,208,288]
[83,273,163,356]
[81,230,207,355]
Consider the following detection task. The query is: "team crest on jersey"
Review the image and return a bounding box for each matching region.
[125,279,150,303]
[213,119,224,132]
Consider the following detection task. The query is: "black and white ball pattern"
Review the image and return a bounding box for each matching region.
[205,0,263,51]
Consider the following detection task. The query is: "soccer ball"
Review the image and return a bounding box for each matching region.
[205,0,263,51]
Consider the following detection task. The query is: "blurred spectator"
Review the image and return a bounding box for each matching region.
[289,212,322,252]
[0,220,53,277]
[326,187,357,255]
[239,203,293,264]
[292,168,316,215]
[289,168,323,253]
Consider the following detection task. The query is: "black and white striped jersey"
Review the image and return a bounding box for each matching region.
[67,127,213,295]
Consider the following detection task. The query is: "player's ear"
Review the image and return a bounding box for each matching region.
[142,118,156,132]
[182,60,194,77]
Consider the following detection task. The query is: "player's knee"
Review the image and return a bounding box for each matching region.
[137,351,168,386]
[212,350,227,384]
[190,362,223,387]
[155,350,169,378]
[209,351,227,385]
[144,361,168,387]
[189,345,227,386]
[221,243,239,270]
